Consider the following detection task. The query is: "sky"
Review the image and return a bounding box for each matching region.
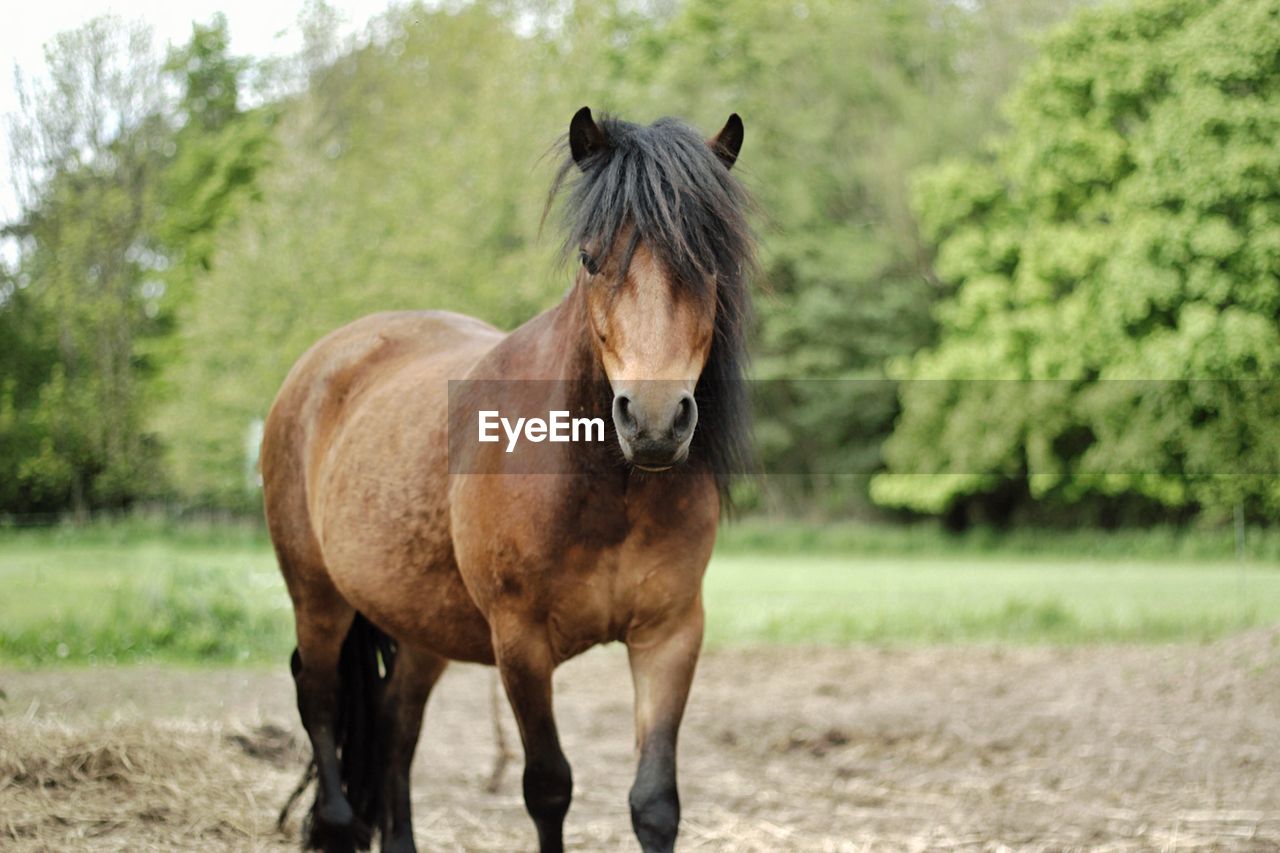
[0,0,397,229]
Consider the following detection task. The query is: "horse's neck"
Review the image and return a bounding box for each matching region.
[481,279,619,480]
[500,279,604,384]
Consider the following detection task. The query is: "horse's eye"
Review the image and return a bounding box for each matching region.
[579,251,599,276]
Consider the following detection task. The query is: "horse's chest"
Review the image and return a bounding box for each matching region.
[544,531,710,662]
[450,469,718,662]
[542,551,628,661]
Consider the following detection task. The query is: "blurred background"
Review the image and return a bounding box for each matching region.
[3,2,1280,849]
[2,0,1279,653]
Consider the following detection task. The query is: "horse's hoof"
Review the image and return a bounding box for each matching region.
[303,799,370,852]
[381,833,417,853]
[303,818,357,853]
[317,797,355,828]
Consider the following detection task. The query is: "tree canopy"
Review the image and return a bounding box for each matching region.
[163,0,1077,508]
[17,0,1269,525]
[872,0,1280,523]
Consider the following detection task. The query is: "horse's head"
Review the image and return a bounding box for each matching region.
[579,232,713,471]
[555,107,748,472]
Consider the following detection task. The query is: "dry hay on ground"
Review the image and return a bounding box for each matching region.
[2,628,1279,851]
[0,719,301,850]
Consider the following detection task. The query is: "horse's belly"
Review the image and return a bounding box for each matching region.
[341,555,495,664]
[320,495,497,664]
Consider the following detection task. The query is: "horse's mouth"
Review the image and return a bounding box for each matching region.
[620,436,690,473]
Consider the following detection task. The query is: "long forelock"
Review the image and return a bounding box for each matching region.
[554,117,751,290]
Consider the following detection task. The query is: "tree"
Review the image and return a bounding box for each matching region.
[0,260,59,512]
[5,17,170,513]
[163,2,570,505]
[157,12,271,281]
[561,0,1084,512]
[160,0,1082,510]
[148,15,277,422]
[872,0,1280,523]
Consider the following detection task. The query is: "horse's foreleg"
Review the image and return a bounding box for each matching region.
[377,645,447,853]
[492,616,573,853]
[625,598,704,853]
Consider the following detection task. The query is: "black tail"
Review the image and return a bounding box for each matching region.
[300,612,397,850]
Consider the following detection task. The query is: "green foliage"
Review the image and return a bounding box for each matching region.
[3,18,171,513]
[0,265,58,510]
[165,0,1079,508]
[562,0,1082,512]
[166,13,245,133]
[148,18,277,506]
[163,3,575,504]
[874,0,1280,521]
[1,15,277,515]
[155,13,276,308]
[20,0,1261,525]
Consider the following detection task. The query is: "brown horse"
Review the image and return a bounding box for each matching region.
[261,107,754,853]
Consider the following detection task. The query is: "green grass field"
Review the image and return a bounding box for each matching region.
[1,521,1277,665]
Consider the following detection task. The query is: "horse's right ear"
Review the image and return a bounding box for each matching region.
[569,106,607,170]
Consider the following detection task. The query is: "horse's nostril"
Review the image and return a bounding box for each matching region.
[672,394,696,439]
[613,394,637,434]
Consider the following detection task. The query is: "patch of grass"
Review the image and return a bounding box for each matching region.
[1,523,1278,665]
[0,513,269,550]
[702,554,1277,646]
[0,541,290,666]
[716,517,1280,562]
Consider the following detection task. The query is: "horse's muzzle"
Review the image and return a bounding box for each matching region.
[612,388,697,470]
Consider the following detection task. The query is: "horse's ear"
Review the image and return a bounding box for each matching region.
[569,106,607,170]
[709,113,744,170]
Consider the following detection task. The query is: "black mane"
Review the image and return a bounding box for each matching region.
[546,114,757,499]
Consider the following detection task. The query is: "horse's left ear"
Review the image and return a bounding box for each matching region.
[709,113,744,170]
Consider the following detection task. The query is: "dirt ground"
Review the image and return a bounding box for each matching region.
[3,630,1280,852]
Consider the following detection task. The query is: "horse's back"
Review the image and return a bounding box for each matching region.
[264,309,501,494]
[262,310,503,661]
[276,310,502,399]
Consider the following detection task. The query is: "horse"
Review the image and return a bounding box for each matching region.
[261,106,754,853]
